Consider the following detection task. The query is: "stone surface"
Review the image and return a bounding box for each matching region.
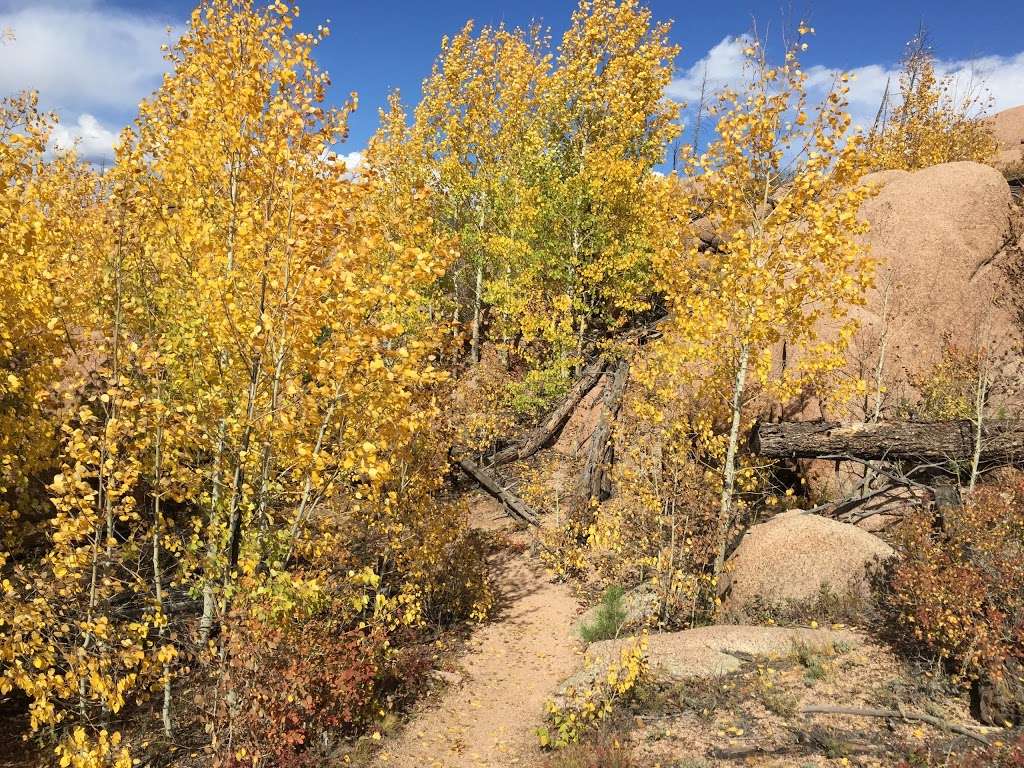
[577,583,661,637]
[556,625,861,702]
[988,105,1024,176]
[849,161,1018,407]
[792,162,1021,499]
[721,511,894,617]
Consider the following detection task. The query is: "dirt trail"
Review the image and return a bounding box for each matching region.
[376,499,579,768]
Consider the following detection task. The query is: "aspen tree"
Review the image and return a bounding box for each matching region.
[868,32,997,169]
[4,3,469,760]
[372,21,548,364]
[653,31,875,579]
[373,0,679,381]
[536,0,679,354]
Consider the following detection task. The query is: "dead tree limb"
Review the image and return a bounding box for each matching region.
[580,358,630,502]
[752,419,1024,464]
[487,358,609,468]
[814,454,936,492]
[482,314,666,470]
[453,318,664,523]
[800,705,990,746]
[456,458,539,526]
[808,482,933,524]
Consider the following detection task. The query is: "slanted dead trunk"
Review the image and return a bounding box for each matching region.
[453,317,665,525]
[580,359,630,502]
[456,458,538,526]
[487,358,609,468]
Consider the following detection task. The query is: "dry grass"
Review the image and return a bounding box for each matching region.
[574,638,996,767]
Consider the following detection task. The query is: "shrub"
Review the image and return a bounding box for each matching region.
[53,728,133,768]
[946,734,1024,768]
[735,582,875,628]
[508,361,574,421]
[580,586,628,642]
[882,472,1024,689]
[540,637,647,749]
[793,641,831,682]
[583,395,725,629]
[211,595,430,768]
[542,728,636,768]
[901,336,982,421]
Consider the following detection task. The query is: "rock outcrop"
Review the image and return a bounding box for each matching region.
[849,161,1017,406]
[556,624,860,703]
[795,162,1020,498]
[720,511,893,618]
[989,105,1024,177]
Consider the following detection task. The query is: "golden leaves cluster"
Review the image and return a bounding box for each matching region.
[867,36,997,170]
[648,32,875,424]
[0,0,479,760]
[369,0,680,380]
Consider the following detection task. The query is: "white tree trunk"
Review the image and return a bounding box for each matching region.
[968,357,990,493]
[152,412,172,738]
[470,262,483,364]
[714,344,750,579]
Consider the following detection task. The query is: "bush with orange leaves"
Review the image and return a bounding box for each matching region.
[210,592,433,768]
[883,471,1024,687]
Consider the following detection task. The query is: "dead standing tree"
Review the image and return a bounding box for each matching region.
[454,350,646,524]
[450,314,668,524]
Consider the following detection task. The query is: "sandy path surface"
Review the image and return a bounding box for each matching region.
[376,502,579,768]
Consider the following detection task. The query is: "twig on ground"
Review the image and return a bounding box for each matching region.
[800,704,990,746]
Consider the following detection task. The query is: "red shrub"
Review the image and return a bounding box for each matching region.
[884,472,1024,685]
[211,604,428,768]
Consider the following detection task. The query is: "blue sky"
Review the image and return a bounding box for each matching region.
[2,0,1023,163]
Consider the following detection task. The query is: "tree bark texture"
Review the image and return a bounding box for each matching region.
[752,419,1024,464]
[456,458,539,526]
[579,359,630,502]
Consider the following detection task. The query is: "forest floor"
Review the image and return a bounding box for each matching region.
[373,496,580,768]
[369,492,1002,768]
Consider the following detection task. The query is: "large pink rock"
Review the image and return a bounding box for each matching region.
[988,105,1024,177]
[790,162,1021,500]
[844,161,1019,411]
[722,511,893,618]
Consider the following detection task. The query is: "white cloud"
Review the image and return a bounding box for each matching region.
[667,35,753,104]
[337,150,364,172]
[0,0,175,162]
[960,51,1024,112]
[668,37,1024,134]
[806,52,1024,131]
[49,113,120,164]
[0,1,172,115]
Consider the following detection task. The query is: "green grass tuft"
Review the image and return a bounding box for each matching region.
[580,585,628,643]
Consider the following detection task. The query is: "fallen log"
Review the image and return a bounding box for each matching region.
[456,458,539,526]
[450,358,608,526]
[752,419,1024,464]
